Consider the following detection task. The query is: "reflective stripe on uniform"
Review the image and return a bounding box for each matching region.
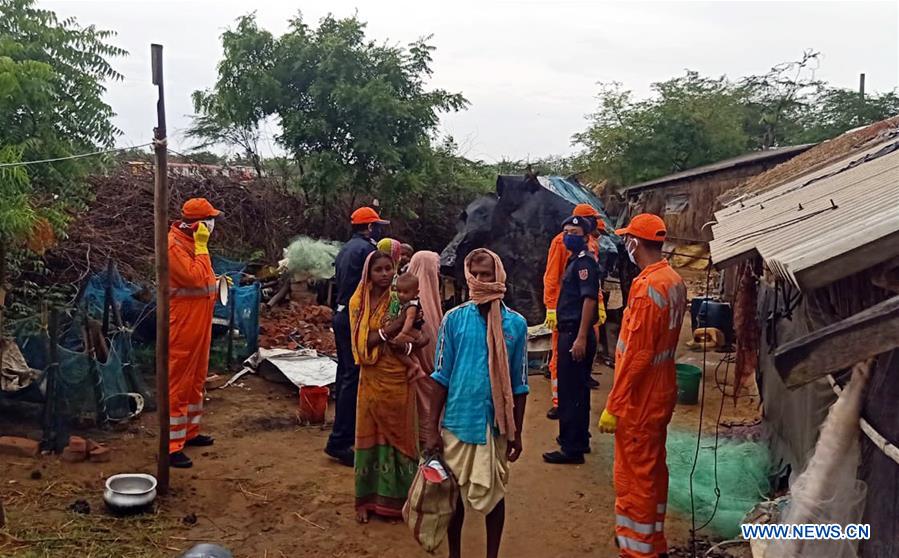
[171,284,216,298]
[651,348,676,366]
[170,416,189,426]
[188,403,203,413]
[657,503,667,514]
[617,536,654,554]
[170,428,187,440]
[616,339,627,353]
[647,285,667,310]
[655,521,664,532]
[616,514,654,535]
[190,415,202,425]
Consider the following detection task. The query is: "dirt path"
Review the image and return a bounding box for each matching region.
[1,344,757,558]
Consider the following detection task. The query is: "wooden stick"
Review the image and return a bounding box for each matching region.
[102,257,113,336]
[294,512,326,530]
[775,294,899,388]
[41,309,60,452]
[237,483,267,501]
[227,288,236,369]
[266,278,291,308]
[151,43,171,495]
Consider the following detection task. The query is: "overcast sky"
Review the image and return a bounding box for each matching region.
[44,0,899,162]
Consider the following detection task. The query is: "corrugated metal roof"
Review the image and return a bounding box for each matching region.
[623,144,814,193]
[709,138,899,290]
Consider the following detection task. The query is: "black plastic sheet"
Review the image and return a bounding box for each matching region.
[441,175,620,324]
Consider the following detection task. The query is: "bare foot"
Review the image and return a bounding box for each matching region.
[356,509,369,524]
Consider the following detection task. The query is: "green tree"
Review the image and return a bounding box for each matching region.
[186,15,278,177]
[792,87,899,143]
[737,50,823,148]
[0,147,36,309]
[387,136,494,249]
[575,52,899,189]
[0,0,124,317]
[175,150,226,165]
[190,13,467,222]
[575,74,748,187]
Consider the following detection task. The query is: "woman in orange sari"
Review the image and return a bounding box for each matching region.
[350,251,421,522]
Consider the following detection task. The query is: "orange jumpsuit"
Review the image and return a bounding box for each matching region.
[543,233,600,407]
[608,260,686,557]
[167,224,217,454]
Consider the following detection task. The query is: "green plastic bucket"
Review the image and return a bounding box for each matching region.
[675,364,702,405]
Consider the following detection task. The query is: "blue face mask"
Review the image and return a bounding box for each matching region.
[563,233,586,254]
[370,223,384,242]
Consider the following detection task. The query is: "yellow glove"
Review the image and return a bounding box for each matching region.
[193,222,210,256]
[224,275,234,287]
[598,302,607,326]
[598,409,618,433]
[544,309,557,331]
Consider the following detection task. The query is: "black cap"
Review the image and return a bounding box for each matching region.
[562,215,595,234]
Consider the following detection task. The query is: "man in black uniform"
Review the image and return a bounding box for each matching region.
[324,206,387,466]
[543,215,600,465]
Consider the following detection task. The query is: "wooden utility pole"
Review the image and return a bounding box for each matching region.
[151,43,170,495]
[859,73,866,99]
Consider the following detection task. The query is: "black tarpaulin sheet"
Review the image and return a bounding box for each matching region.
[441,175,619,324]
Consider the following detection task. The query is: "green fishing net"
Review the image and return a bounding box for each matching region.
[666,428,772,538]
[283,236,343,280]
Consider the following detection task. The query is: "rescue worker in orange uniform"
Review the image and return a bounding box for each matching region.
[543,203,604,420]
[168,198,226,469]
[599,214,687,558]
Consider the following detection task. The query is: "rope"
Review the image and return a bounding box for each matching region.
[826,374,899,466]
[0,143,153,168]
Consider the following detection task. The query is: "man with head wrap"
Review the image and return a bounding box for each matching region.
[428,248,529,558]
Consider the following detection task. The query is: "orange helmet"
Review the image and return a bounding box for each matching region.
[350,207,390,225]
[615,213,666,242]
[573,203,599,218]
[182,198,222,220]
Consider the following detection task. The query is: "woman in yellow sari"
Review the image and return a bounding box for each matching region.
[350,251,421,522]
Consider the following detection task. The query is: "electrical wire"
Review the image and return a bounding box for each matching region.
[0,143,153,168]
[688,266,743,555]
[695,352,730,533]
[689,263,715,557]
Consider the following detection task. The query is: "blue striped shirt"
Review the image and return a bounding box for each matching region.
[432,301,530,445]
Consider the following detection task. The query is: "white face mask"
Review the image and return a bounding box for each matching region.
[201,219,215,234]
[625,237,639,264]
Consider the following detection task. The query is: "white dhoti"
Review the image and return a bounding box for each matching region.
[441,426,509,514]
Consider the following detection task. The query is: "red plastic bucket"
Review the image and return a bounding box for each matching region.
[298,386,329,424]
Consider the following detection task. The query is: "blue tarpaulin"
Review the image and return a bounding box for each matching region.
[212,257,260,355]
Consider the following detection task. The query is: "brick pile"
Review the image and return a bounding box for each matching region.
[259,303,336,356]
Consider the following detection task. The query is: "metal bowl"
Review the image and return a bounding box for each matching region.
[104,473,157,514]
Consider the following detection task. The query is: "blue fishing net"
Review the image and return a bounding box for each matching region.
[14,318,146,421]
[80,265,150,328]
